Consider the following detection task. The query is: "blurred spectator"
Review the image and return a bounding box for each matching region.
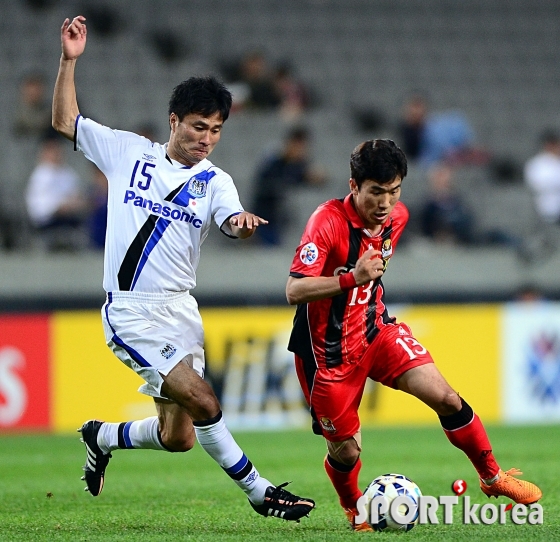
[420,163,476,244]
[398,92,427,160]
[252,127,326,245]
[13,72,52,139]
[273,62,311,121]
[88,165,108,250]
[515,284,546,303]
[25,135,86,251]
[420,164,518,247]
[0,196,16,251]
[399,93,490,167]
[232,50,280,111]
[524,129,560,225]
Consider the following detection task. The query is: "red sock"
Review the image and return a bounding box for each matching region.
[440,399,500,480]
[324,455,363,511]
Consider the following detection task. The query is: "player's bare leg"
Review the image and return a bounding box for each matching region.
[397,364,542,504]
[321,434,373,531]
[80,359,314,519]
[161,361,315,520]
[78,359,206,496]
[395,363,461,415]
[154,399,195,451]
[160,360,220,421]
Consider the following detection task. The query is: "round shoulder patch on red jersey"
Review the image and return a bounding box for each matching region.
[299,242,319,265]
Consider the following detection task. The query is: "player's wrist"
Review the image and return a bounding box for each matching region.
[60,54,78,64]
[339,271,357,292]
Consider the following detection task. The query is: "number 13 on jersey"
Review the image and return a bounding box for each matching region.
[395,337,427,360]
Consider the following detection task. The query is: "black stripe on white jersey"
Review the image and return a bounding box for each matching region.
[117,182,187,291]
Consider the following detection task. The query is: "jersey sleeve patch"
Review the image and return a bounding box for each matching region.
[299,242,319,265]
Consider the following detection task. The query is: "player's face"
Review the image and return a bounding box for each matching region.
[350,176,402,229]
[168,111,223,166]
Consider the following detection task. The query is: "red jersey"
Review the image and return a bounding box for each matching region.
[288,195,409,371]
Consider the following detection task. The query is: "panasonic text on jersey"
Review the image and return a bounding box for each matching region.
[123,190,202,228]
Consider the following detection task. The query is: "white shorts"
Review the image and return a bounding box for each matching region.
[101,290,205,399]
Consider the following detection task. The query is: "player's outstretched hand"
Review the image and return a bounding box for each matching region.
[229,212,268,239]
[61,16,87,60]
[353,248,384,285]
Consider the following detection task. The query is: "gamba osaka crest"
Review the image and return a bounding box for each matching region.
[160,343,177,359]
[187,170,216,198]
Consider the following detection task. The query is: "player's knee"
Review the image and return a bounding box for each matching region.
[337,446,360,466]
[181,383,220,420]
[327,437,361,466]
[436,391,462,416]
[194,392,221,420]
[160,430,196,452]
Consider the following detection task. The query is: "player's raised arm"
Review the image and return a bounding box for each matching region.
[52,16,87,141]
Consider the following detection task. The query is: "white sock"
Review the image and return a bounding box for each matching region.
[97,417,168,454]
[483,473,500,485]
[194,412,272,504]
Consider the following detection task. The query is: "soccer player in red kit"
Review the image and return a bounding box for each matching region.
[286,139,542,531]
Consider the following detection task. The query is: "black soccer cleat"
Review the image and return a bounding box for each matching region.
[249,482,315,522]
[77,420,112,496]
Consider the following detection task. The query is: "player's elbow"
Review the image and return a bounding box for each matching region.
[286,277,307,305]
[51,116,63,133]
[286,284,301,305]
[51,116,75,142]
[286,290,298,305]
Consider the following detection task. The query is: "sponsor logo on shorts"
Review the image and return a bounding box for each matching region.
[300,243,318,265]
[320,417,336,433]
[160,343,177,359]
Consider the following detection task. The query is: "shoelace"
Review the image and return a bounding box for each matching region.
[268,482,299,505]
[504,468,523,478]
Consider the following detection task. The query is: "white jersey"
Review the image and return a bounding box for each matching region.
[76,115,244,293]
[524,150,560,223]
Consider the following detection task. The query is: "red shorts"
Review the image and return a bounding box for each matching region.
[295,322,433,442]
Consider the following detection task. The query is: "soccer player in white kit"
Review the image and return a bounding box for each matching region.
[51,15,315,522]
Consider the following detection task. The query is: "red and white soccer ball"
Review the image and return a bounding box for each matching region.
[362,473,422,532]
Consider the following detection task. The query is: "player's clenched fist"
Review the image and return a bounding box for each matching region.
[353,248,384,285]
[61,16,87,60]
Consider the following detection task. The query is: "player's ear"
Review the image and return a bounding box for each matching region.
[169,113,177,130]
[349,178,359,195]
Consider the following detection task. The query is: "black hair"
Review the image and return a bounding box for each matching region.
[350,139,407,188]
[168,76,232,122]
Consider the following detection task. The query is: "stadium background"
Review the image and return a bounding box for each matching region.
[1,0,560,434]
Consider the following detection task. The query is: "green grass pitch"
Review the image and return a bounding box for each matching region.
[0,424,558,541]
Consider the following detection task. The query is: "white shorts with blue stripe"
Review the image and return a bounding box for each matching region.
[101,290,205,399]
